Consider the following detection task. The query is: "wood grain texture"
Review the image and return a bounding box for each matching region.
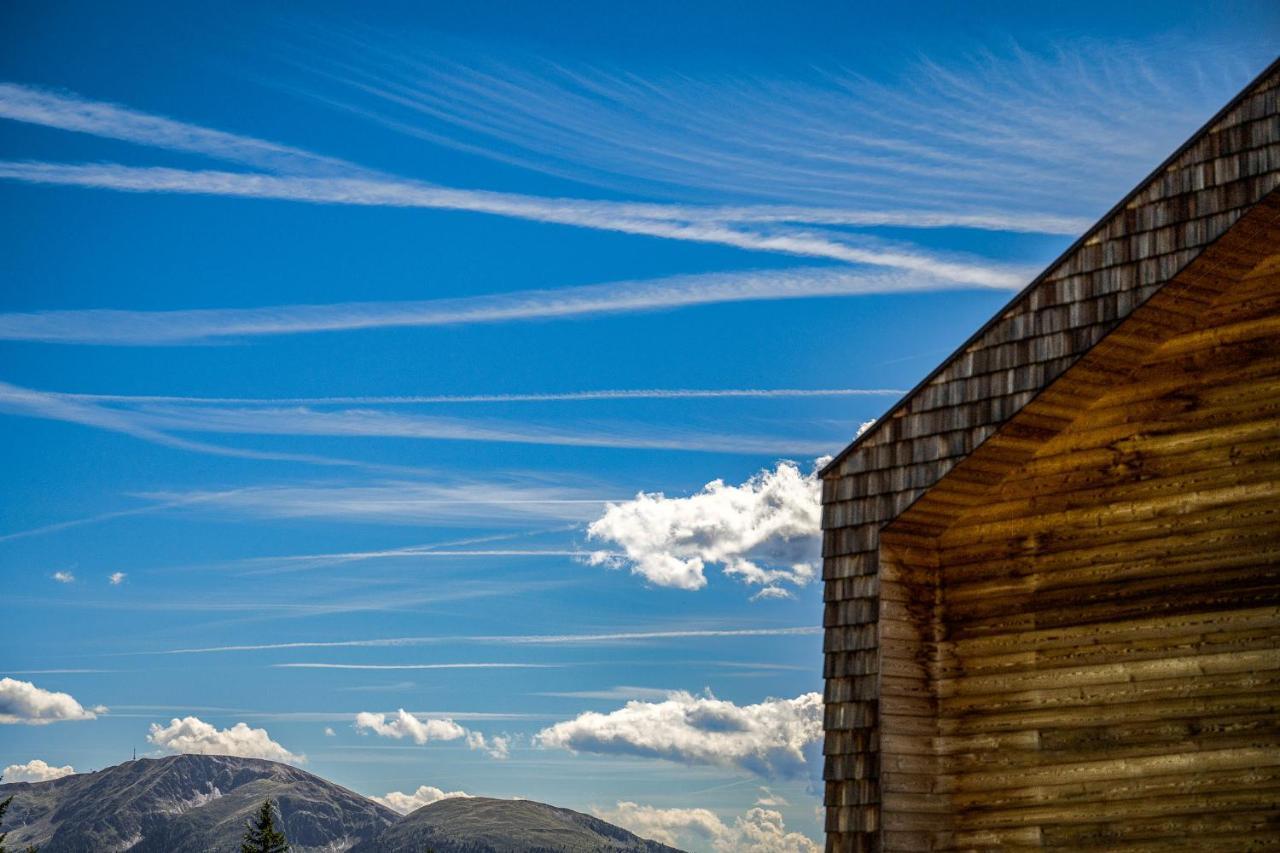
[874,258,1280,850]
[821,58,1280,851]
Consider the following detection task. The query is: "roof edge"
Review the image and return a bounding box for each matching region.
[819,52,1280,479]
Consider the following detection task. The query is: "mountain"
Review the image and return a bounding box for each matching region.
[0,755,685,853]
[350,796,682,853]
[0,754,397,852]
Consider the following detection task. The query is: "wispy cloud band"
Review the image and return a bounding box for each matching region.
[0,82,362,176]
[0,80,1086,234]
[61,387,904,405]
[0,262,1018,346]
[158,626,821,655]
[0,160,1029,286]
[274,662,561,670]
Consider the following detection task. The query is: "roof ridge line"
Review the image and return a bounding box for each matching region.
[819,52,1280,478]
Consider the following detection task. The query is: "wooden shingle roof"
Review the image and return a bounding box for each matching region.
[820,55,1280,849]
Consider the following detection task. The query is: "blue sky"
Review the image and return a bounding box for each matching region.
[1,2,1276,849]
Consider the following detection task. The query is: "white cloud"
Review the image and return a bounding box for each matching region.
[721,807,821,853]
[68,387,903,405]
[0,379,837,458]
[277,663,558,671]
[355,709,507,758]
[538,686,674,701]
[0,161,1029,287]
[594,802,725,848]
[323,726,336,737]
[354,709,466,745]
[317,37,1252,221]
[52,571,75,583]
[536,690,822,778]
[594,802,819,853]
[147,715,304,764]
[374,785,472,815]
[2,758,77,783]
[0,379,396,471]
[108,571,127,585]
[0,678,100,725]
[586,460,822,593]
[0,83,360,177]
[0,81,1092,235]
[755,787,790,807]
[0,264,1015,346]
[139,481,612,527]
[164,626,821,655]
[466,730,511,760]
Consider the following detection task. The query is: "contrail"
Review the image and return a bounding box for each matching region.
[0,264,1021,345]
[273,662,563,670]
[0,161,1030,286]
[159,626,823,654]
[60,387,905,405]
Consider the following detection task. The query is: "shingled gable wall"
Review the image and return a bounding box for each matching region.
[819,58,1280,852]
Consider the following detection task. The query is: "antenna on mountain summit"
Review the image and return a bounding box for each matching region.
[132,747,136,761]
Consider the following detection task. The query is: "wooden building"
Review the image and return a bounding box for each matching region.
[819,58,1280,851]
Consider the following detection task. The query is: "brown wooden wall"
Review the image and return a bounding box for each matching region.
[820,60,1280,852]
[876,263,1280,850]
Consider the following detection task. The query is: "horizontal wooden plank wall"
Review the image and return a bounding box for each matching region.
[875,216,1280,845]
[879,257,1280,850]
[821,60,1280,852]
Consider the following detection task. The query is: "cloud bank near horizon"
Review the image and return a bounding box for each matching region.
[146,715,304,764]
[2,758,78,783]
[536,690,822,779]
[595,801,819,853]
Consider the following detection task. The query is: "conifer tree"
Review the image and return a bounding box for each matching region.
[0,784,39,853]
[0,791,11,852]
[240,798,289,853]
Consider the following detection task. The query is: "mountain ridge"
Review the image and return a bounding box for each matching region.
[0,754,684,853]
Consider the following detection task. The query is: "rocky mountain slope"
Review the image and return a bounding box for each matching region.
[0,755,684,852]
[351,796,682,853]
[0,754,399,852]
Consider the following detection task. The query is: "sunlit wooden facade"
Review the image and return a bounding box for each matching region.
[820,59,1280,851]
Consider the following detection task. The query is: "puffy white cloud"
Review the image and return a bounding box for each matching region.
[147,716,303,764]
[323,726,336,737]
[585,460,822,594]
[594,802,819,853]
[0,678,100,725]
[466,730,510,760]
[353,709,466,745]
[537,691,822,778]
[2,758,77,783]
[594,802,724,848]
[52,571,75,583]
[723,807,822,853]
[108,571,127,585]
[374,784,472,815]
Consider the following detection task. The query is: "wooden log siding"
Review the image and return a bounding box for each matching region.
[820,57,1280,852]
[876,255,1280,850]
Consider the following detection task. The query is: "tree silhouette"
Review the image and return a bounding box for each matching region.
[240,798,289,853]
[0,780,39,853]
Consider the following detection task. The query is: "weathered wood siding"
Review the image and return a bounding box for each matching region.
[821,58,1280,851]
[878,261,1280,850]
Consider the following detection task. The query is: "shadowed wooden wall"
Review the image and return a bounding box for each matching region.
[820,58,1280,851]
[875,259,1280,850]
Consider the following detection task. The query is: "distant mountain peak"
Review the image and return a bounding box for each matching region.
[0,754,685,853]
